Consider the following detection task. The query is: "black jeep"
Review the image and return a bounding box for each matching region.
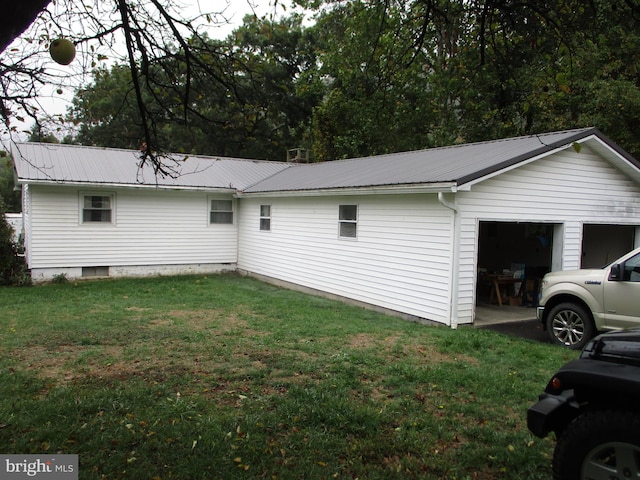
[527,329,640,480]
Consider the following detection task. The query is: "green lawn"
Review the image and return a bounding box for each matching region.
[0,274,575,479]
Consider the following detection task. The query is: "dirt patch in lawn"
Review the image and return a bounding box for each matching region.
[347,332,478,366]
[6,309,474,399]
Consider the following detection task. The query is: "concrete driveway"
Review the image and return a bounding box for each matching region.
[475,304,550,343]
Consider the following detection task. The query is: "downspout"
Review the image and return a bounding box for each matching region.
[438,192,460,329]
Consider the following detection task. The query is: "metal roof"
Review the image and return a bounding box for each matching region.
[11,143,291,191]
[244,127,638,193]
[12,128,640,194]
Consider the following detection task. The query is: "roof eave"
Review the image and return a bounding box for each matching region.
[237,182,458,197]
[16,178,237,193]
[456,127,619,189]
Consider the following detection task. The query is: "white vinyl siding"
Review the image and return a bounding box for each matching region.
[27,186,238,269]
[239,145,640,327]
[239,194,454,324]
[454,145,640,325]
[20,140,640,328]
[21,184,32,267]
[459,146,640,225]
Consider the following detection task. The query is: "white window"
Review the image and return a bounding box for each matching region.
[260,205,271,231]
[210,199,234,224]
[81,193,114,224]
[339,204,357,238]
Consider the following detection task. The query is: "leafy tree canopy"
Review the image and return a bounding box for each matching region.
[4,0,640,164]
[2,0,278,174]
[306,0,640,159]
[65,14,324,161]
[0,153,20,212]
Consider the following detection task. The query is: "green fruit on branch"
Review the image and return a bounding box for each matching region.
[49,38,76,65]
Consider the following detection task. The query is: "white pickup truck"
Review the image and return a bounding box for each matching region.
[537,246,640,349]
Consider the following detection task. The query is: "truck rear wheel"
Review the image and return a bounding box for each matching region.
[546,302,595,350]
[553,410,640,480]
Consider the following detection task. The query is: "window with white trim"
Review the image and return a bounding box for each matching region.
[81,193,114,223]
[260,205,271,231]
[339,204,357,238]
[210,198,234,224]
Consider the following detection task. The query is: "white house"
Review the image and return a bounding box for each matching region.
[11,128,640,327]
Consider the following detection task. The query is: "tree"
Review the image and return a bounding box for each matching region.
[522,0,640,158]
[2,0,271,175]
[0,153,21,212]
[226,14,325,159]
[0,198,29,286]
[0,152,24,286]
[309,0,450,160]
[6,0,640,167]
[305,0,640,160]
[64,14,324,160]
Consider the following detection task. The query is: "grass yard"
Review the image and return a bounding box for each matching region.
[0,274,576,479]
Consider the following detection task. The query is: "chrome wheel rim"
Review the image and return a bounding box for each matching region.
[582,441,640,479]
[551,310,585,346]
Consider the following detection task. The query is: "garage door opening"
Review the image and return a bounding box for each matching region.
[476,222,552,308]
[582,225,636,268]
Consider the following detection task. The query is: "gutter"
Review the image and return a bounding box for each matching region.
[236,182,458,198]
[14,178,235,193]
[438,192,460,329]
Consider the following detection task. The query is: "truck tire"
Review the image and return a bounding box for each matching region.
[552,410,640,480]
[546,302,595,350]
